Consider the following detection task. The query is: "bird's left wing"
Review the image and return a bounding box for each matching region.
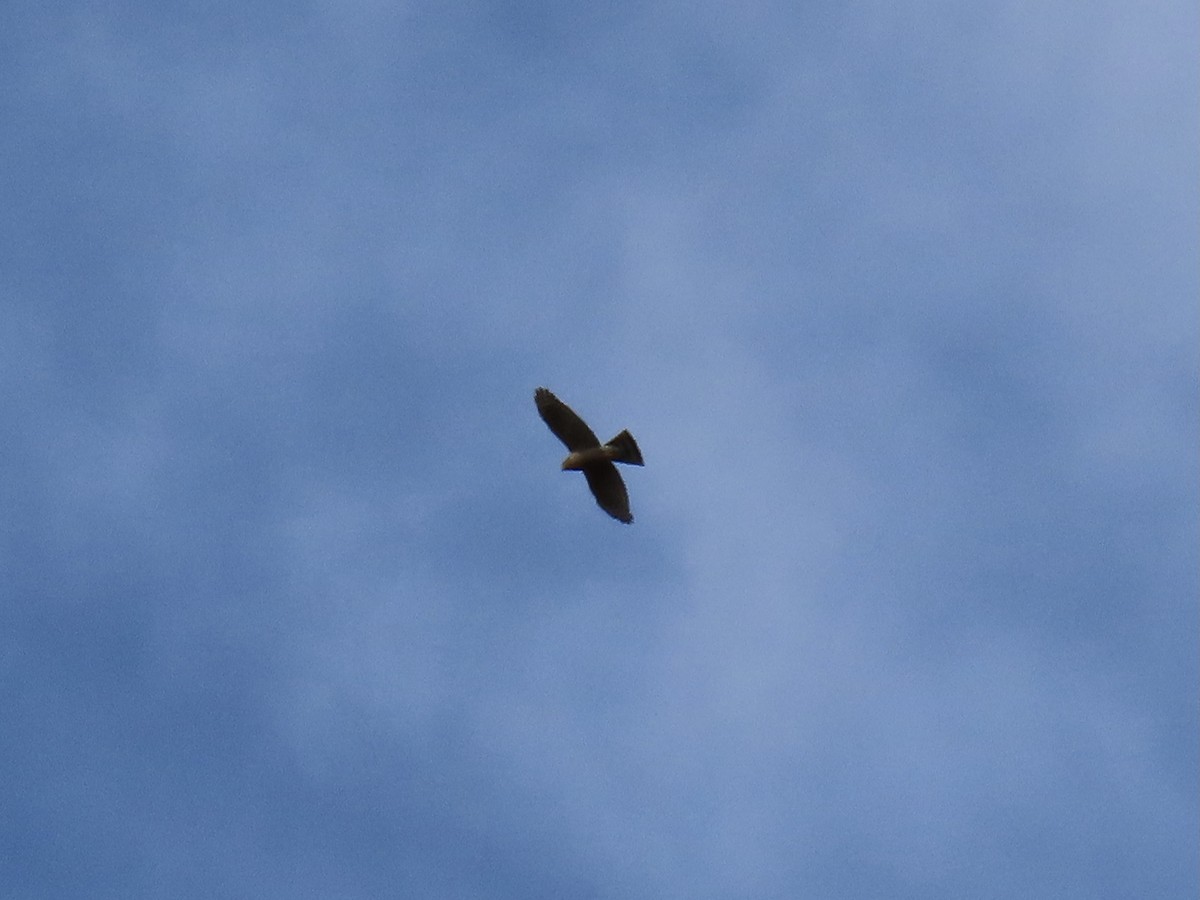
[535,387,600,451]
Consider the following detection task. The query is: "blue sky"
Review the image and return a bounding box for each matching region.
[2,2,1196,897]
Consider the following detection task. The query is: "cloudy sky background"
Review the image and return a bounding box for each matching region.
[2,2,1196,897]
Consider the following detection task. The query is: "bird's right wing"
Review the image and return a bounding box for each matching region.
[584,462,633,523]
[535,387,600,451]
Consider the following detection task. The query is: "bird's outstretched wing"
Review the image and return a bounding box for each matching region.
[583,463,633,523]
[535,387,600,451]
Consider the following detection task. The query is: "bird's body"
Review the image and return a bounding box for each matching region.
[534,388,643,523]
[561,431,643,470]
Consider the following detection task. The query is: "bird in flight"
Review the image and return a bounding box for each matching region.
[535,387,643,523]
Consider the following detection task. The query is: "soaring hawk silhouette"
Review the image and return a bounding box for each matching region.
[535,387,643,523]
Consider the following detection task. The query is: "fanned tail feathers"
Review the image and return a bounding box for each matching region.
[605,430,643,466]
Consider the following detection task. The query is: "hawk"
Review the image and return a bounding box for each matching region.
[535,387,644,523]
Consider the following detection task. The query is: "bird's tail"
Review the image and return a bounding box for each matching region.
[605,430,644,466]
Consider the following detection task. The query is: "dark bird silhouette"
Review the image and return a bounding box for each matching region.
[535,387,643,523]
